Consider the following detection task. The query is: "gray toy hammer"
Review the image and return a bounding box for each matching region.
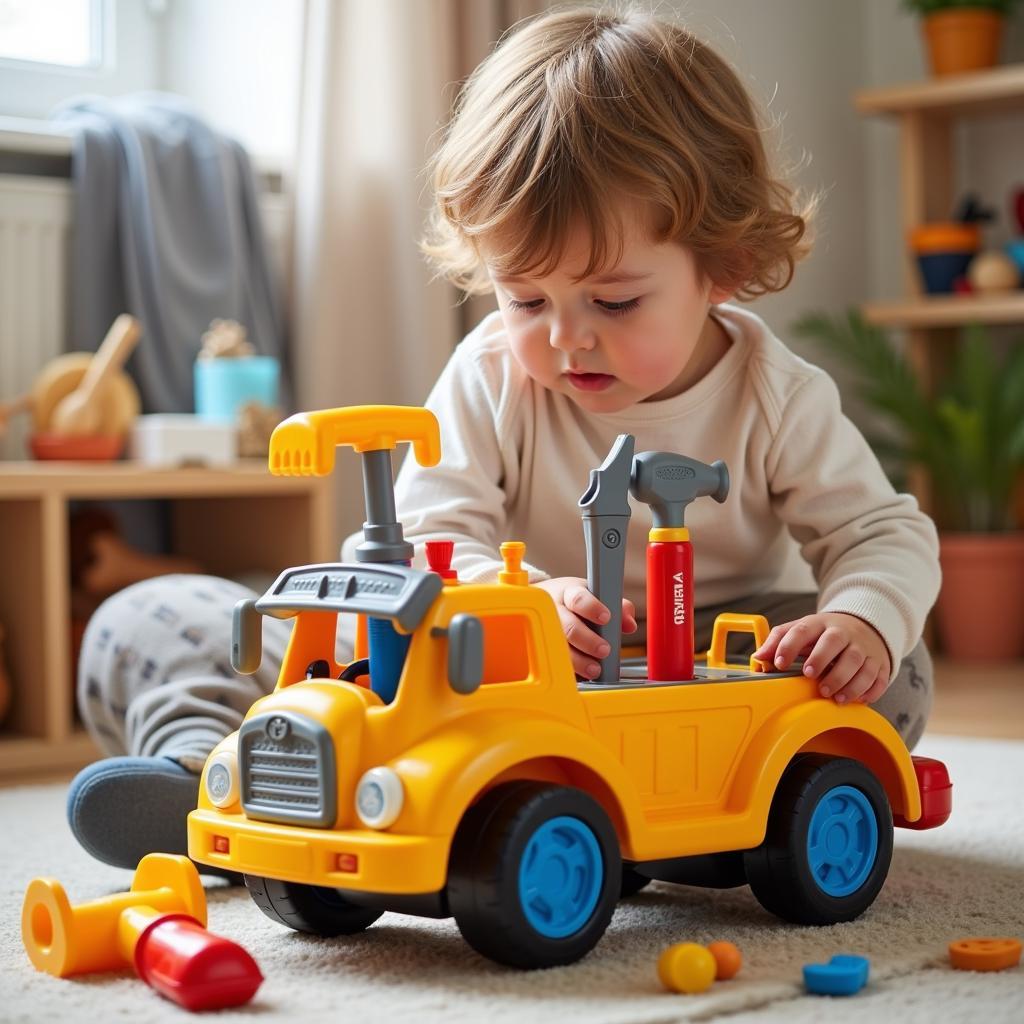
[630,452,730,529]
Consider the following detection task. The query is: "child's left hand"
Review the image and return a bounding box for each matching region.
[752,612,892,705]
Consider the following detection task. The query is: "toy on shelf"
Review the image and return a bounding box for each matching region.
[183,404,953,970]
[69,508,202,599]
[909,193,995,295]
[948,937,1022,972]
[967,250,1020,293]
[803,954,870,996]
[49,314,141,436]
[194,318,279,425]
[21,853,262,1011]
[0,314,142,461]
[1004,185,1024,282]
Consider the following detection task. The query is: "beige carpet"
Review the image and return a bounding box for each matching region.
[2,734,1022,1023]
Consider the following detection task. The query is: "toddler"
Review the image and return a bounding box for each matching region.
[68,6,938,874]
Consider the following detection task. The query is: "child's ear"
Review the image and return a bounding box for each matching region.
[707,281,736,305]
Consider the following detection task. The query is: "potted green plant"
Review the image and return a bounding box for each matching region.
[793,311,1024,661]
[903,0,1021,76]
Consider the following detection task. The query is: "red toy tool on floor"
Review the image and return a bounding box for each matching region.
[21,853,262,1011]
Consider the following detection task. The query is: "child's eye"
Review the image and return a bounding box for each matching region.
[506,297,544,313]
[596,298,641,317]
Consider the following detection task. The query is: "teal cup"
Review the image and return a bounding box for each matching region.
[194,356,280,422]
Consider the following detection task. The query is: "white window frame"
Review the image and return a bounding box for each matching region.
[0,0,164,122]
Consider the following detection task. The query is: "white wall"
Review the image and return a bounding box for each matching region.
[677,1,869,351]
[160,0,304,168]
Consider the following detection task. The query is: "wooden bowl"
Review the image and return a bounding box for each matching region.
[29,433,126,461]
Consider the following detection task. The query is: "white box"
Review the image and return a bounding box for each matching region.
[130,414,238,467]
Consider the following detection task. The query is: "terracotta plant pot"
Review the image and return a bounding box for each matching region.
[935,532,1024,661]
[923,10,1005,76]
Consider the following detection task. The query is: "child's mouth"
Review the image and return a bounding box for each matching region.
[566,371,615,392]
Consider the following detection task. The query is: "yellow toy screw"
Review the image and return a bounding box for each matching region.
[499,541,529,586]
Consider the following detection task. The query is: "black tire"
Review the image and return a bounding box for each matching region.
[743,756,893,925]
[244,875,383,936]
[620,864,651,898]
[447,782,621,968]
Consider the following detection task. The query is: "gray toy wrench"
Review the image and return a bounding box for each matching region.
[578,434,635,682]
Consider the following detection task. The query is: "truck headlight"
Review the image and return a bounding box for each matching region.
[356,767,403,829]
[205,751,239,808]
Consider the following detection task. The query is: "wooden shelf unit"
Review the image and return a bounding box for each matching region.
[0,461,334,780]
[854,64,1024,510]
[863,292,1024,328]
[855,62,1024,117]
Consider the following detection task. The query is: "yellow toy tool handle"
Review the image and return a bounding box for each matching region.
[269,405,441,477]
[707,613,771,671]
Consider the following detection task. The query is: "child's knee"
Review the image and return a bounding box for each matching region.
[77,574,244,732]
[872,638,934,750]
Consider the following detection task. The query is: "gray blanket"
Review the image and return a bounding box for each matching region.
[54,93,286,413]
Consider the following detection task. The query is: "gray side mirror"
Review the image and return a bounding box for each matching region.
[445,614,483,694]
[232,598,263,674]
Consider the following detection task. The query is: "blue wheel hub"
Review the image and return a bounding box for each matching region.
[806,784,879,897]
[518,815,603,938]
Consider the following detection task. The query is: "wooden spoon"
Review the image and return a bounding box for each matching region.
[50,314,142,437]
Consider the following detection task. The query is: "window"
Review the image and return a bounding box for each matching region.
[0,0,104,69]
[480,615,534,686]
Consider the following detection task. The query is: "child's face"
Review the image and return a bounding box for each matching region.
[486,211,733,414]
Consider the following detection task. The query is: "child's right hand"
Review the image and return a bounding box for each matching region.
[533,577,637,679]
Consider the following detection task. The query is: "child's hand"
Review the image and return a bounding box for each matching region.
[753,612,892,705]
[533,577,637,679]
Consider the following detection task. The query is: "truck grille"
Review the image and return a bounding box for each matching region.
[239,712,337,828]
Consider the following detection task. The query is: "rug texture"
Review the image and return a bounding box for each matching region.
[1,734,1021,1023]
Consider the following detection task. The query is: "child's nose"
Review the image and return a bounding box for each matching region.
[549,316,595,352]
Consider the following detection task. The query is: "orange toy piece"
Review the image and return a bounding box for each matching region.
[707,940,742,980]
[949,937,1022,972]
[21,854,262,1011]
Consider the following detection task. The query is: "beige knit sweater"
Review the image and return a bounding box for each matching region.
[342,304,940,671]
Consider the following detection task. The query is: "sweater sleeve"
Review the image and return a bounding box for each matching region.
[765,371,940,672]
[341,324,550,584]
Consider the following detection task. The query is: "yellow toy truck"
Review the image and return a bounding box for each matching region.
[187,407,952,969]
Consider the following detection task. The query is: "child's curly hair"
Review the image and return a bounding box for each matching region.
[423,5,814,301]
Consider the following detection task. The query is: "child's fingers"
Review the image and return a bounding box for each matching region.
[829,659,879,704]
[858,671,891,705]
[817,646,867,696]
[801,627,848,680]
[770,620,821,670]
[557,607,611,662]
[622,599,638,634]
[570,648,602,680]
[563,584,611,626]
[752,621,793,664]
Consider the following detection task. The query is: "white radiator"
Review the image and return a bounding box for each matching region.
[0,139,289,461]
[0,175,71,460]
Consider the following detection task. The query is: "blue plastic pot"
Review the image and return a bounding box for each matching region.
[916,251,975,294]
[194,356,279,422]
[1006,239,1024,279]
